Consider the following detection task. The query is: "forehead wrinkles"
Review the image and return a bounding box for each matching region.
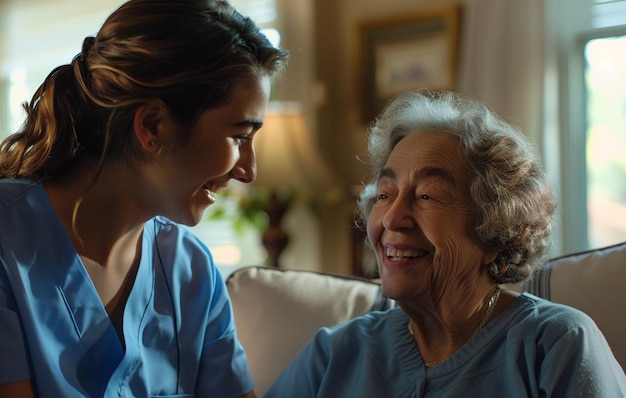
[378,166,454,191]
[386,132,467,183]
[412,166,454,185]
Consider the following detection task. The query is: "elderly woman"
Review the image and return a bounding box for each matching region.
[265,89,626,397]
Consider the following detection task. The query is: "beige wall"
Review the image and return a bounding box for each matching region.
[307,0,464,275]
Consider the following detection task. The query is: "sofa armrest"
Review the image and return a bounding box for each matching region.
[226,266,392,396]
[523,241,626,370]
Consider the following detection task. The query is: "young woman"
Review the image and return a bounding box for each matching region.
[0,1,289,397]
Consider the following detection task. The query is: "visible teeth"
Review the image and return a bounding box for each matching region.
[204,187,216,201]
[386,248,425,258]
[204,185,219,196]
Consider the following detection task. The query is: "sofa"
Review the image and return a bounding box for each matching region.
[226,241,626,396]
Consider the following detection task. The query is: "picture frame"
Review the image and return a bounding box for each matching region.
[358,6,461,123]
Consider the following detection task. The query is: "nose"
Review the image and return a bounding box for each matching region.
[230,146,257,184]
[382,192,416,231]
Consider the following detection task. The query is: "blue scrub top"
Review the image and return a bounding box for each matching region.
[0,178,254,397]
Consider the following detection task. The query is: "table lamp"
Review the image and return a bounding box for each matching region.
[252,101,334,267]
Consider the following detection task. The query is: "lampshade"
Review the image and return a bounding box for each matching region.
[253,101,334,191]
[248,101,336,268]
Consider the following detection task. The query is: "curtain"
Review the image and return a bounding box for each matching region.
[457,0,546,150]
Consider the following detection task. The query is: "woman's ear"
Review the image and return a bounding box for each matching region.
[133,101,168,152]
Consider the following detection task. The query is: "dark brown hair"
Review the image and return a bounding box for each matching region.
[0,0,289,178]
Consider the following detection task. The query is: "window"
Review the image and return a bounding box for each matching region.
[583,35,626,248]
[556,0,626,251]
[0,0,125,139]
[591,0,626,28]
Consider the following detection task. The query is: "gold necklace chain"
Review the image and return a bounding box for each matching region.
[408,287,502,368]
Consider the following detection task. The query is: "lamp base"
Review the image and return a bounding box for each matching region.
[262,191,290,268]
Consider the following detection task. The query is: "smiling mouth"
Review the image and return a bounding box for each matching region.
[203,183,224,202]
[385,248,429,259]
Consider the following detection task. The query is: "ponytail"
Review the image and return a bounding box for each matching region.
[0,44,95,178]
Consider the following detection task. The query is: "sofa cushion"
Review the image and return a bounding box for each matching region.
[226,266,393,396]
[227,242,626,394]
[523,241,626,369]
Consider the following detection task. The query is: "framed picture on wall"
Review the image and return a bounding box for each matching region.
[358,5,461,123]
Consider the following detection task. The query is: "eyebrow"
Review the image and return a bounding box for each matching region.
[414,166,455,184]
[379,168,396,180]
[379,166,455,184]
[234,119,263,130]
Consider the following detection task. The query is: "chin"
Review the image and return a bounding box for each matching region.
[177,199,211,225]
[379,277,407,300]
[162,208,204,227]
[183,212,205,226]
[380,273,426,301]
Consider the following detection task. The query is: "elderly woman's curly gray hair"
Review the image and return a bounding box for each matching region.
[357,89,557,284]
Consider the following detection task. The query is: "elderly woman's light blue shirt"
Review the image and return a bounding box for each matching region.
[0,178,253,397]
[266,294,626,398]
